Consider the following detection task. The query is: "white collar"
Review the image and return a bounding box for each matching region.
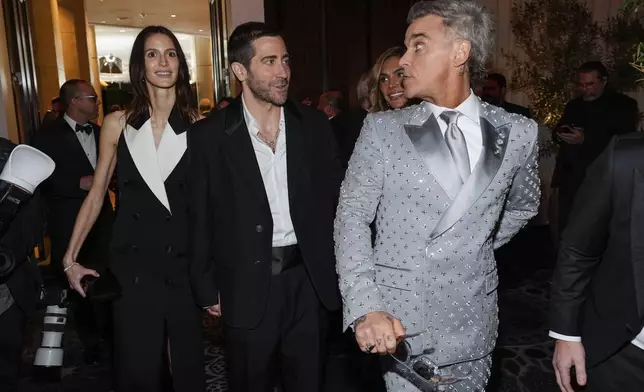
[64,113,89,131]
[425,90,480,125]
[241,93,285,135]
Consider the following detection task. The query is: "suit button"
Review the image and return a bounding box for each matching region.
[134,277,139,284]
[178,182,186,189]
[255,225,263,233]
[165,278,172,285]
[131,245,138,252]
[254,260,261,264]
[124,179,131,186]
[165,215,171,221]
[166,245,172,253]
[133,213,140,220]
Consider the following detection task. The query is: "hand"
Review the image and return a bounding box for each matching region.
[80,175,94,191]
[557,127,584,145]
[553,340,587,392]
[354,311,405,355]
[206,304,221,317]
[64,262,99,298]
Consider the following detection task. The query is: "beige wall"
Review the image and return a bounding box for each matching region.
[29,0,65,119]
[0,2,18,142]
[58,6,80,80]
[195,36,214,106]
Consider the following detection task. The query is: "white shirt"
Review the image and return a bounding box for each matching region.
[242,94,297,247]
[426,91,483,171]
[550,327,644,350]
[64,113,97,169]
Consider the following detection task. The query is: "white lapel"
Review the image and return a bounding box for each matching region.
[124,120,174,213]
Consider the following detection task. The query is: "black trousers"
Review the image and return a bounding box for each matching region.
[68,290,113,354]
[112,272,205,392]
[586,343,644,391]
[0,303,26,392]
[224,264,327,392]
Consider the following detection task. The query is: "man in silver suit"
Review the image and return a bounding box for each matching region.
[334,1,540,391]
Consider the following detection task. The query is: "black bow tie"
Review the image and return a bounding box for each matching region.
[75,123,93,135]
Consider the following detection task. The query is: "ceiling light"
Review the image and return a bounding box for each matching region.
[139,13,146,18]
[101,20,106,23]
[119,29,126,33]
[170,14,176,18]
[116,16,129,21]
[198,29,203,32]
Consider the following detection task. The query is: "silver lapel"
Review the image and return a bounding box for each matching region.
[123,119,186,213]
[429,102,511,239]
[404,108,462,199]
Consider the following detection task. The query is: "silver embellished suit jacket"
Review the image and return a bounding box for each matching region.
[334,99,540,367]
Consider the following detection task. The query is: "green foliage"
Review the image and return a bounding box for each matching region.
[505,0,601,126]
[602,6,644,89]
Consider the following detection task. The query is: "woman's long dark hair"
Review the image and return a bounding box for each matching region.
[126,26,198,125]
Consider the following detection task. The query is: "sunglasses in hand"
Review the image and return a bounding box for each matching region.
[390,328,471,389]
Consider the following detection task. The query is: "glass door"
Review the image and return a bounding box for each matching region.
[209,0,230,101]
[2,0,40,143]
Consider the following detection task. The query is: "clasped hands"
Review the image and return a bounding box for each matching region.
[355,311,406,355]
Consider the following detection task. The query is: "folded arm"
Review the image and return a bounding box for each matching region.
[494,121,541,248]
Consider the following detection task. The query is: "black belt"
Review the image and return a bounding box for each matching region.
[271,245,302,275]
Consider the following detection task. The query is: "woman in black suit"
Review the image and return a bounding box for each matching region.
[61,26,209,391]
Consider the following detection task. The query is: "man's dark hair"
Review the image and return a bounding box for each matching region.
[227,22,281,69]
[487,73,507,89]
[578,61,609,79]
[59,79,88,107]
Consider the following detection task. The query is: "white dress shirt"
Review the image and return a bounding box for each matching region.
[426,91,483,171]
[64,113,97,169]
[242,94,297,247]
[550,326,644,350]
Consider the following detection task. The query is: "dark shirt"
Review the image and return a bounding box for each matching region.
[552,90,639,189]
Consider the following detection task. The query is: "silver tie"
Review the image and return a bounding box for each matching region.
[440,110,471,184]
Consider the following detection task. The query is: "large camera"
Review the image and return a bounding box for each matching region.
[0,144,55,277]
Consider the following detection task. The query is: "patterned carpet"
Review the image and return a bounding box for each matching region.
[18,226,560,392]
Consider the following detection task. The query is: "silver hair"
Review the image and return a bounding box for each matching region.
[407,0,495,83]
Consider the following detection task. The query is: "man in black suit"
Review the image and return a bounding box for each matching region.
[552,61,639,234]
[482,72,532,118]
[33,79,114,364]
[188,22,342,392]
[550,134,644,392]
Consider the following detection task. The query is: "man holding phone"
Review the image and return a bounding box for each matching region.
[552,61,639,234]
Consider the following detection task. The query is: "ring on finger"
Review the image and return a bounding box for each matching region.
[365,344,375,352]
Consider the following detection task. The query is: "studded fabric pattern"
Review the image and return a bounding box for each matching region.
[334,99,540,390]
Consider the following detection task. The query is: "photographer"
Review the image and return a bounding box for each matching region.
[0,139,51,391]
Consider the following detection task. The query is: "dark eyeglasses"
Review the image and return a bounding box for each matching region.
[75,95,98,102]
[390,328,471,388]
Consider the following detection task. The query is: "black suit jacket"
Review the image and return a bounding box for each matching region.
[330,109,367,170]
[550,133,644,367]
[33,117,114,274]
[188,98,343,329]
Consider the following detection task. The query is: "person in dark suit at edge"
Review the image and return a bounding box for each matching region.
[550,133,644,392]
